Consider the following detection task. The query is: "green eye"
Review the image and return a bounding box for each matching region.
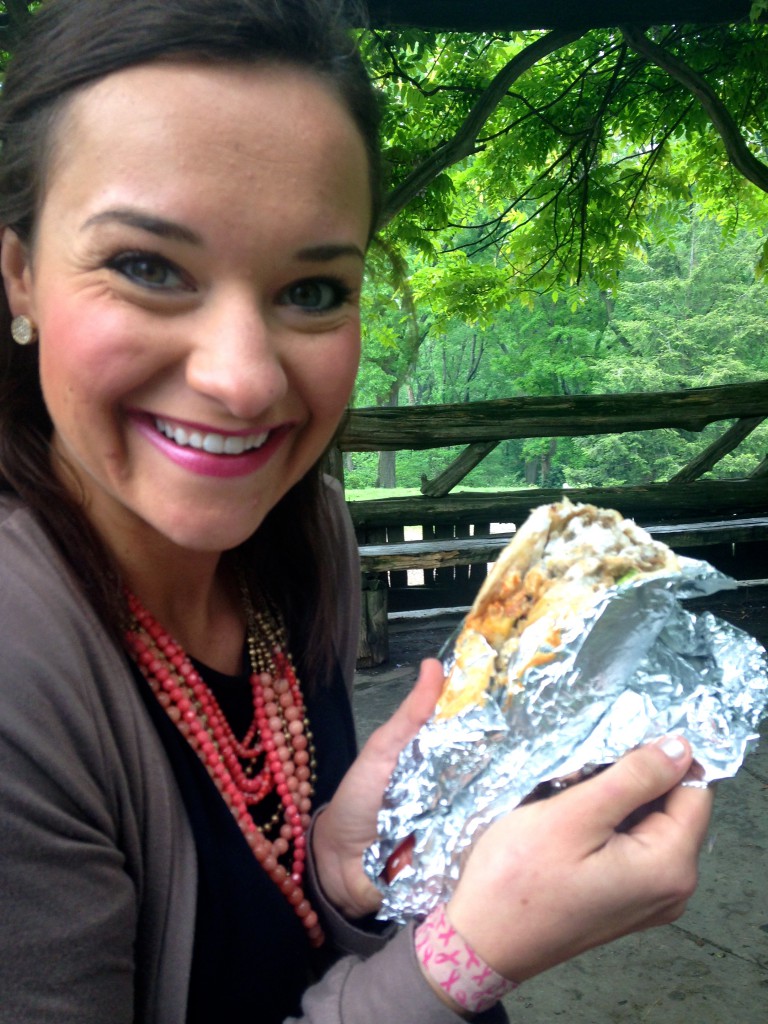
[281,278,350,312]
[108,251,190,290]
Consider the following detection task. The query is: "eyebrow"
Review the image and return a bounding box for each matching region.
[82,208,203,245]
[295,243,366,264]
[82,208,365,262]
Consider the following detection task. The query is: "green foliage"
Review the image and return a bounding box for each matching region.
[341,452,381,489]
[362,18,768,328]
[396,445,465,488]
[351,15,768,496]
[350,207,768,492]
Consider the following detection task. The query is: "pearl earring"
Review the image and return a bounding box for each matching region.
[11,315,37,346]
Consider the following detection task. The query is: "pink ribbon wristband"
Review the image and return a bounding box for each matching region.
[415,903,518,1014]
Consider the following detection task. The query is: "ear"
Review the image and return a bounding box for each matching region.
[1,228,35,319]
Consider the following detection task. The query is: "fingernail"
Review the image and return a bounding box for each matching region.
[657,736,687,761]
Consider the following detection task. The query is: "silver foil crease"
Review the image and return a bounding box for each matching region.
[364,557,768,923]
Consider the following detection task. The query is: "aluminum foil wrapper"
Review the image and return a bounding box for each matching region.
[364,557,768,923]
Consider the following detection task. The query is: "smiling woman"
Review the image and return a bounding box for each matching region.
[0,2,714,1024]
[3,60,369,559]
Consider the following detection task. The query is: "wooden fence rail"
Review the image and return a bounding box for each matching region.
[338,379,768,499]
[339,380,768,449]
[347,478,768,530]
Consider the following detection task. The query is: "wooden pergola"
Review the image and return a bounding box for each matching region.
[348,0,767,663]
[363,1,754,31]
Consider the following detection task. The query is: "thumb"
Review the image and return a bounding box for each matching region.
[569,736,694,838]
[365,658,444,756]
[402,657,445,727]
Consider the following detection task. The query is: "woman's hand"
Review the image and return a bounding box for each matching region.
[312,658,445,918]
[447,736,713,982]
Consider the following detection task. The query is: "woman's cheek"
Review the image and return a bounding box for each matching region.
[38,305,161,398]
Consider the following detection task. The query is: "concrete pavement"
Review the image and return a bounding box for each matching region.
[352,615,768,1024]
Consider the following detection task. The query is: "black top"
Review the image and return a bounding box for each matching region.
[132,650,358,1024]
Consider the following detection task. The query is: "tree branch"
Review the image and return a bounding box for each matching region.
[621,24,768,194]
[0,1,31,50]
[370,31,477,98]
[380,27,585,227]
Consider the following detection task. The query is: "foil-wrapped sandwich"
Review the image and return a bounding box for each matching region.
[364,500,768,922]
[436,500,680,720]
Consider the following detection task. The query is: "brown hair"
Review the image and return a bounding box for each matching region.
[0,0,381,681]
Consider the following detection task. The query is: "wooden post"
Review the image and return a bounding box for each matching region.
[470,521,492,585]
[387,524,408,594]
[454,522,470,584]
[357,573,388,667]
[324,445,345,488]
[433,522,455,592]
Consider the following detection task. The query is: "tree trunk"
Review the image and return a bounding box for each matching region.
[524,457,540,484]
[376,382,400,488]
[541,438,558,484]
[377,450,397,489]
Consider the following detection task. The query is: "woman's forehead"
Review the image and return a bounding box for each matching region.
[60,59,359,149]
[36,61,373,251]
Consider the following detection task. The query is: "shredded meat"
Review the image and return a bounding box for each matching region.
[472,502,678,647]
[438,500,680,719]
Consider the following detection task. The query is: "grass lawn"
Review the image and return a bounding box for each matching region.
[345,484,530,501]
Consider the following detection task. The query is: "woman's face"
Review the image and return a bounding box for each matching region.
[1,61,371,557]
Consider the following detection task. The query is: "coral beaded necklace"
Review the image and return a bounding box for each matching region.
[124,580,324,948]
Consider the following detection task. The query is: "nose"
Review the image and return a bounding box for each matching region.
[185,294,289,419]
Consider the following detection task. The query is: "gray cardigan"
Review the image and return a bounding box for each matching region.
[0,486,506,1024]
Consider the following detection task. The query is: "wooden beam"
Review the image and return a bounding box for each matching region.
[360,535,512,573]
[348,477,768,529]
[670,416,765,483]
[358,518,768,572]
[420,441,499,497]
[340,381,768,452]
[363,1,752,31]
[648,517,768,547]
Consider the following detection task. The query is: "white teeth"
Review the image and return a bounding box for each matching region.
[155,418,269,455]
[224,436,246,455]
[202,433,224,454]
